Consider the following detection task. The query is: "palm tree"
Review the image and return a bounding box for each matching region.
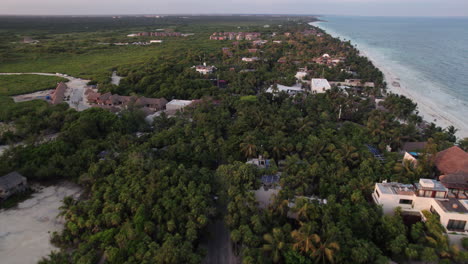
[240,138,257,158]
[293,198,319,222]
[312,235,340,264]
[291,223,319,254]
[273,199,290,217]
[262,228,287,263]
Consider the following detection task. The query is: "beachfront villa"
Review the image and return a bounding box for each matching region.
[330,79,375,88]
[311,78,331,93]
[373,178,468,232]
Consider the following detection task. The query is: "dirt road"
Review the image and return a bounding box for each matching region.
[0,72,91,111]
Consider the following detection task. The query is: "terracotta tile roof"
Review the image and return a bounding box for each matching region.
[98,92,112,102]
[51,82,68,104]
[440,173,468,190]
[135,97,167,109]
[434,146,468,175]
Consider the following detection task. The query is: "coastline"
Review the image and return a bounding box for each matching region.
[310,21,468,139]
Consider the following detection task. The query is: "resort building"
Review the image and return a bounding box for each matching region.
[241,57,260,62]
[311,78,331,93]
[434,146,468,199]
[165,99,193,112]
[314,54,345,67]
[295,68,309,81]
[209,32,261,41]
[246,156,274,169]
[51,82,68,104]
[373,178,468,232]
[330,79,375,88]
[0,172,28,200]
[434,146,468,176]
[128,32,182,37]
[266,84,304,96]
[193,63,216,75]
[85,89,167,115]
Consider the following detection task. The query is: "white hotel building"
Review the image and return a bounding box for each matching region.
[373,178,468,232]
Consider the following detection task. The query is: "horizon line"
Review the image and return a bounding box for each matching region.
[0,13,467,18]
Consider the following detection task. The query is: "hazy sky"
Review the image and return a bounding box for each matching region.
[2,0,468,17]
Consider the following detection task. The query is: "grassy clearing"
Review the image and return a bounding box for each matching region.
[0,75,67,96]
[0,38,222,83]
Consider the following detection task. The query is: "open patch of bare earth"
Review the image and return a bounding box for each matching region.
[0,182,81,264]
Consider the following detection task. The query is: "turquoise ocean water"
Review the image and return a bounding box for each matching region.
[312,16,468,135]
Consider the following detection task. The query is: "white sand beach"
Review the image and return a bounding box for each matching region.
[358,48,468,138]
[0,182,81,264]
[311,21,468,139]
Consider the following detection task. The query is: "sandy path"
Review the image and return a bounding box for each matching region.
[0,182,81,264]
[201,215,240,264]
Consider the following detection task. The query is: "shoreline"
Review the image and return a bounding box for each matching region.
[310,21,468,139]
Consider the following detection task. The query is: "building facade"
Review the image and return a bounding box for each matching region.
[373,179,468,232]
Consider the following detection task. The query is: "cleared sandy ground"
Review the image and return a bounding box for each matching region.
[0,182,81,264]
[0,72,91,111]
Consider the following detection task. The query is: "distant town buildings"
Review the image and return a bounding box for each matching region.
[252,40,268,46]
[209,32,261,41]
[22,37,39,44]
[311,78,331,93]
[127,32,183,37]
[241,57,260,62]
[0,172,27,200]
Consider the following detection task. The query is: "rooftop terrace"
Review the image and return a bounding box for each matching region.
[377,182,415,196]
[436,198,468,214]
